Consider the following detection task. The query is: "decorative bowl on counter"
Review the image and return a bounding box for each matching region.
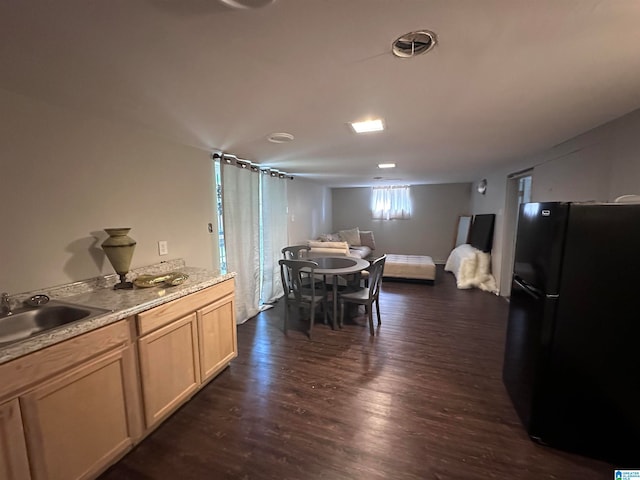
[133,272,189,288]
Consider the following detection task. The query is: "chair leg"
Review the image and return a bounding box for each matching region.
[323,297,328,325]
[367,302,375,336]
[339,299,344,328]
[375,298,381,325]
[283,300,289,334]
[308,299,315,339]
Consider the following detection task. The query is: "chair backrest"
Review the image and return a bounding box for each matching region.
[279,259,319,301]
[367,255,387,299]
[281,245,310,260]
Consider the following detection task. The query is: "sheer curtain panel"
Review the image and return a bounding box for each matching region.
[261,174,287,304]
[222,164,261,323]
[371,185,412,220]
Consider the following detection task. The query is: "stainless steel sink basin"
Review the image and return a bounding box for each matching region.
[0,300,111,346]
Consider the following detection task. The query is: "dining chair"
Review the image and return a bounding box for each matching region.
[282,244,326,289]
[338,255,387,336]
[281,245,310,259]
[279,259,327,338]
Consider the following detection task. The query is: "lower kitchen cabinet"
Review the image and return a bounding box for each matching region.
[198,294,237,383]
[136,279,237,431]
[20,345,141,480]
[0,277,235,479]
[137,312,200,428]
[0,399,31,480]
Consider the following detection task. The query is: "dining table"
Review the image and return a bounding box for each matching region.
[307,256,371,330]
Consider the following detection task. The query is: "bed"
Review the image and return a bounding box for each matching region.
[444,214,498,293]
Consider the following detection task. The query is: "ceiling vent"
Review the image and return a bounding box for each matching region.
[392,30,437,58]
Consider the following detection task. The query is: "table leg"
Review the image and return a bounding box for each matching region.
[333,276,338,330]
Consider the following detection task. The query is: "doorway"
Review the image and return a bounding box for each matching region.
[500,171,532,297]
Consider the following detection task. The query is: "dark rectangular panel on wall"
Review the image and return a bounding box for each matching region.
[469,214,495,252]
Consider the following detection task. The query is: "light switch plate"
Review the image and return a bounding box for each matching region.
[158,241,168,256]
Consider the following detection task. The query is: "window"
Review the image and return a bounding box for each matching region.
[214,161,227,274]
[371,185,412,220]
[518,175,532,205]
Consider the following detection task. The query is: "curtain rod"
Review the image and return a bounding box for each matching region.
[211,152,294,180]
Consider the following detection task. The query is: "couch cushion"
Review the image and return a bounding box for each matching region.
[349,246,372,259]
[318,232,341,242]
[308,240,348,250]
[359,230,376,250]
[339,227,361,246]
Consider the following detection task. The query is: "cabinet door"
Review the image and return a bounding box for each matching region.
[198,294,237,383]
[0,399,31,480]
[138,313,200,428]
[21,346,139,480]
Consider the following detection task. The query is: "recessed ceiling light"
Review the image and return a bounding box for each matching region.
[378,163,396,169]
[350,119,385,134]
[267,132,294,143]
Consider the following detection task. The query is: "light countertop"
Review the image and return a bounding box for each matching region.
[0,262,234,365]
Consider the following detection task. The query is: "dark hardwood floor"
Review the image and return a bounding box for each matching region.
[99,268,612,480]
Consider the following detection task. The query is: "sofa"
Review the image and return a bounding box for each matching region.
[306,228,375,259]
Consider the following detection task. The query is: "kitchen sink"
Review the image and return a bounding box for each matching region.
[0,300,111,346]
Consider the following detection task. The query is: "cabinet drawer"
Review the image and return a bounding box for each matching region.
[137,280,234,335]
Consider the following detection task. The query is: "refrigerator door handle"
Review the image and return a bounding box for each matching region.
[514,276,543,300]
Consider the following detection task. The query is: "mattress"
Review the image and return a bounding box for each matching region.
[383,254,436,280]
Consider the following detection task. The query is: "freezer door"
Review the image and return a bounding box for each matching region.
[512,202,569,294]
[502,276,557,436]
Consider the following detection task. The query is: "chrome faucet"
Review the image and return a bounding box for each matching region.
[1,293,12,316]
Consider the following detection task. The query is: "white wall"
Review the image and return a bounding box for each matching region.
[472,107,640,295]
[332,184,472,263]
[1,89,218,294]
[286,179,332,245]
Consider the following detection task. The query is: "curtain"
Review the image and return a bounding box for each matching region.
[371,185,412,220]
[261,174,287,304]
[222,164,261,324]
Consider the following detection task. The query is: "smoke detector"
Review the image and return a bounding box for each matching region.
[392,30,437,58]
[220,0,276,9]
[267,132,294,143]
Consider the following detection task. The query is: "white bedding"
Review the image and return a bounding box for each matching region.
[444,244,498,293]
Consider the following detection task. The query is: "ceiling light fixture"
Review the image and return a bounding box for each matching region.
[378,163,396,169]
[350,119,385,134]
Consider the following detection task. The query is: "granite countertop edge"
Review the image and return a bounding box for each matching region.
[0,267,236,366]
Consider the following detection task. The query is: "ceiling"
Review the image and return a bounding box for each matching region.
[2,0,640,187]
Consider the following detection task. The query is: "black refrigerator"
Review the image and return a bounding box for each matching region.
[503,201,640,465]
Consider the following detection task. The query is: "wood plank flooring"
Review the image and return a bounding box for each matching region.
[99,268,613,479]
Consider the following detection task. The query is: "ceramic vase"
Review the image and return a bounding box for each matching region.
[102,228,136,289]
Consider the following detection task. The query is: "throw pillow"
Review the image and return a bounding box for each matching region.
[339,227,361,246]
[359,230,376,250]
[319,232,342,242]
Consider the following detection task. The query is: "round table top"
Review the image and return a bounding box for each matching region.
[307,256,370,275]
